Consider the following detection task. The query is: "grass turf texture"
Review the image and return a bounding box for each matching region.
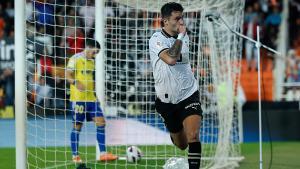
[1,142,299,169]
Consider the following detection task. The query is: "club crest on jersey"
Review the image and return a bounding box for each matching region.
[156,41,162,48]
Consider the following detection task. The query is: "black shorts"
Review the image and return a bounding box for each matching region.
[155,91,203,133]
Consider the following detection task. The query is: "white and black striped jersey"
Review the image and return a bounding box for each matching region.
[149,29,198,104]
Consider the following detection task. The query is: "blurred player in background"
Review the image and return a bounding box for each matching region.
[66,39,118,163]
[149,2,202,169]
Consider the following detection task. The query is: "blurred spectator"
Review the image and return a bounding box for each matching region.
[0,67,15,117]
[285,50,298,82]
[185,12,198,32]
[79,0,95,35]
[244,5,258,23]
[0,68,14,106]
[265,6,281,26]
[0,19,5,40]
[285,0,300,96]
[289,0,300,46]
[34,77,52,107]
[34,0,54,34]
[152,14,161,30]
[26,22,36,38]
[26,0,33,21]
[117,3,127,17]
[259,0,269,13]
[284,49,300,101]
[35,26,53,55]
[0,4,7,40]
[243,1,283,70]
[105,1,116,17]
[244,16,259,70]
[244,2,262,70]
[5,2,14,19]
[60,17,84,56]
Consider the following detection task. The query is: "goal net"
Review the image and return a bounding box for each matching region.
[24,0,245,168]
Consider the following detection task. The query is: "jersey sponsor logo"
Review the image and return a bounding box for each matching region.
[185,102,200,110]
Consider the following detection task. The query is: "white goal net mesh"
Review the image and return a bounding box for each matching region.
[25,0,244,168]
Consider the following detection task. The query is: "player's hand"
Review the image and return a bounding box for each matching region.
[178,24,186,35]
[75,81,86,91]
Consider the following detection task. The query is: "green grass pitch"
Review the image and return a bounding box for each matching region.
[1,142,299,169]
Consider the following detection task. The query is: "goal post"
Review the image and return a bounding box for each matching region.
[15,0,26,168]
[18,0,245,168]
[94,0,106,160]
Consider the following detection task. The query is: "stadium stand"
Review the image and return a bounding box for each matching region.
[0,0,298,112]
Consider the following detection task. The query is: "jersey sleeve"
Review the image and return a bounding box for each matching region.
[67,56,76,70]
[149,34,169,58]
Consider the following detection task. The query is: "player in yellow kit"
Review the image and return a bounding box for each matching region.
[66,39,118,163]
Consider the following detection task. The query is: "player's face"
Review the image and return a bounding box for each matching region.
[86,47,100,59]
[165,11,184,34]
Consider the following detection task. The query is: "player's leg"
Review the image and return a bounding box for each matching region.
[71,123,83,163]
[183,115,202,169]
[155,98,188,150]
[70,102,86,163]
[170,129,188,150]
[181,92,203,169]
[93,116,106,153]
[90,102,117,161]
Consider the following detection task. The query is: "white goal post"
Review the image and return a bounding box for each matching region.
[16,0,245,169]
[15,0,26,168]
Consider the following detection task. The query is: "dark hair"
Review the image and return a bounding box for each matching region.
[160,2,184,26]
[85,39,101,49]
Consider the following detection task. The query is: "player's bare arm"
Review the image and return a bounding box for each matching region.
[66,69,75,84]
[159,41,182,65]
[160,21,186,65]
[167,40,183,58]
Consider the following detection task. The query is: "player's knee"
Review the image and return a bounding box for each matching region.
[95,120,105,127]
[74,124,82,131]
[73,127,82,133]
[94,117,105,127]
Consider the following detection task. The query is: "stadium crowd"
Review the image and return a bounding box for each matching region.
[0,0,14,117]
[0,0,299,117]
[284,0,300,100]
[243,0,282,70]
